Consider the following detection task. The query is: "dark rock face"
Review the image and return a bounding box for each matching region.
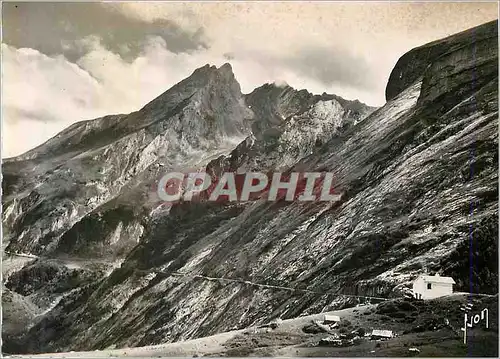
[385,20,497,102]
[2,21,498,355]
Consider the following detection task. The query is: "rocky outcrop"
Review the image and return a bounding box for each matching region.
[385,20,497,102]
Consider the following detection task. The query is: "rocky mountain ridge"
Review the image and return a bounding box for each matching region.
[2,63,374,258]
[2,20,497,355]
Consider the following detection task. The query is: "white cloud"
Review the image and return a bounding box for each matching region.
[2,44,104,157]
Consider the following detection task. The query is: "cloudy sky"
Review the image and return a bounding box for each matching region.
[2,2,498,158]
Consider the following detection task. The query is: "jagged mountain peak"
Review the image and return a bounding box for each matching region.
[139,62,240,114]
[4,63,242,164]
[190,62,234,78]
[218,62,234,73]
[2,62,253,254]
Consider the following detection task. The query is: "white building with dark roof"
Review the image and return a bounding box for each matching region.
[412,274,456,299]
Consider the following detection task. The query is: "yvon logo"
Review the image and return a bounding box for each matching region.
[155,171,342,204]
